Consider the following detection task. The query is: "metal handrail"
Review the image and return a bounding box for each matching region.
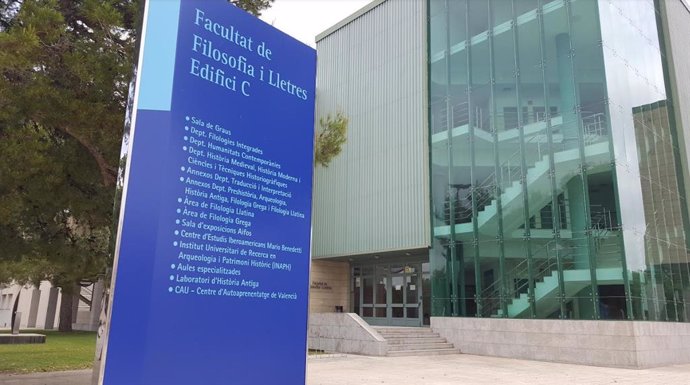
[479,239,558,298]
[474,132,549,203]
[582,112,607,137]
[432,99,495,134]
[440,112,610,227]
[480,242,575,317]
[433,100,470,134]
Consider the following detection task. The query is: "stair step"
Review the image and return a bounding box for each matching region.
[370,327,460,357]
[386,337,447,344]
[387,343,455,351]
[375,328,437,336]
[387,348,460,357]
[374,327,434,332]
[378,332,440,338]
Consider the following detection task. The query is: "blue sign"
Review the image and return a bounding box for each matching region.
[101,1,315,384]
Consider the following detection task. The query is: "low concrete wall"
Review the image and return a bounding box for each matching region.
[308,313,387,356]
[431,317,690,368]
[0,333,46,344]
[633,322,690,367]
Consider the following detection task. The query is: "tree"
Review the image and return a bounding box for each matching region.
[0,0,275,331]
[0,0,137,331]
[231,0,274,16]
[314,112,348,168]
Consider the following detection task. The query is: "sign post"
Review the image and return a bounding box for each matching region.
[99,1,315,384]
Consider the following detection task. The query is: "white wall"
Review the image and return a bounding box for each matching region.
[312,0,430,259]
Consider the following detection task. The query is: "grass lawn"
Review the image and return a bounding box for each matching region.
[0,330,96,374]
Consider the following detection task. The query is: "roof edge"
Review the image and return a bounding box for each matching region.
[315,0,387,43]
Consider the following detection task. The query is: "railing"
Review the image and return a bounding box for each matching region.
[432,206,621,316]
[590,205,621,267]
[432,100,469,134]
[473,132,550,214]
[478,240,575,317]
[436,135,546,226]
[431,99,495,135]
[433,111,611,229]
[432,104,608,144]
[590,205,616,232]
[477,204,618,317]
[582,112,607,142]
[525,205,567,231]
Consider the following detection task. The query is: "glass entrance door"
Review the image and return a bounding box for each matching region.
[353,263,424,326]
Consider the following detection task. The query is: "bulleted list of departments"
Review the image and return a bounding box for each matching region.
[166,114,304,302]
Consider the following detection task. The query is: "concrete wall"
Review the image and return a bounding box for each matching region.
[0,287,18,328]
[0,285,51,329]
[312,0,430,259]
[633,321,690,367]
[431,317,690,368]
[16,287,32,327]
[35,281,58,329]
[310,260,350,314]
[42,286,60,330]
[308,313,387,356]
[26,288,41,328]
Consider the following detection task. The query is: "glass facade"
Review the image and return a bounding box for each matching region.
[428,0,690,321]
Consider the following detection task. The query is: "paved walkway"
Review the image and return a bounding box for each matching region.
[307,354,690,384]
[0,370,91,385]
[2,354,690,384]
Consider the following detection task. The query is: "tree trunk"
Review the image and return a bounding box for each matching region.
[58,288,75,332]
[60,126,117,187]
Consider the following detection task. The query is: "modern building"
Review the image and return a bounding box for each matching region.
[309,0,690,367]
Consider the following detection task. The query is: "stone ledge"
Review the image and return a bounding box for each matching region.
[431,317,690,368]
[308,313,387,356]
[0,333,46,344]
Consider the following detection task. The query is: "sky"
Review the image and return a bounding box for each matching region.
[259,0,372,47]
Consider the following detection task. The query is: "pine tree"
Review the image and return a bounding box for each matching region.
[314,112,348,168]
[0,0,275,331]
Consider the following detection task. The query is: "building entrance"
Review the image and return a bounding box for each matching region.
[352,262,430,326]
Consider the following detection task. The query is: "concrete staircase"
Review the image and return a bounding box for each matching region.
[496,267,624,318]
[434,140,611,238]
[374,327,460,357]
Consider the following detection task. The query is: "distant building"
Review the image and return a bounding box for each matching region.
[309,0,690,367]
[0,281,103,331]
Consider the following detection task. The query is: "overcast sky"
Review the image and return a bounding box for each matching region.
[259,0,371,46]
